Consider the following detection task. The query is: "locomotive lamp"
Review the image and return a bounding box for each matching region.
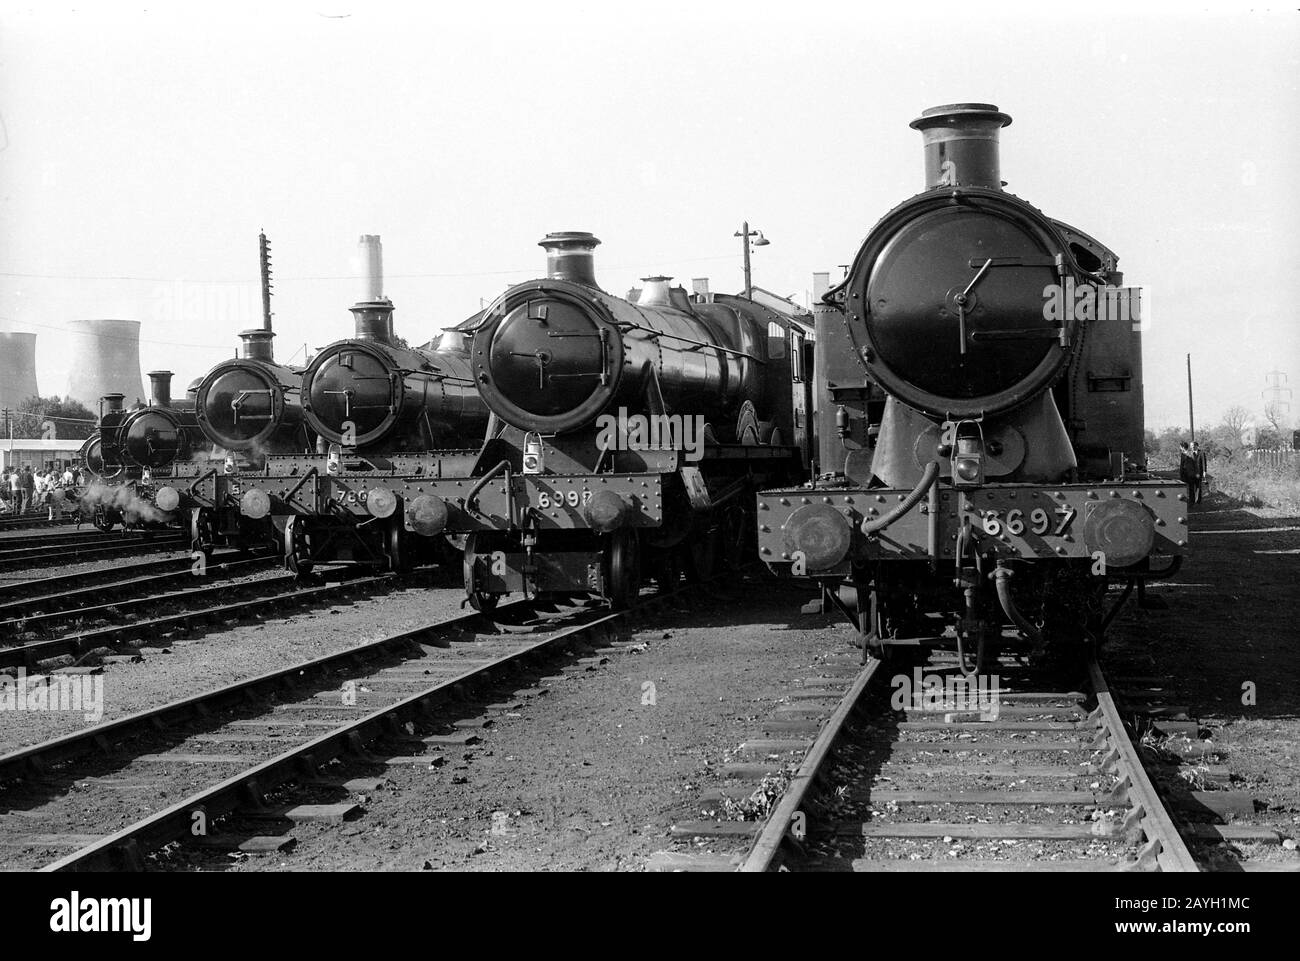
[223,454,236,475]
[952,434,985,486]
[522,432,544,474]
[326,444,342,475]
[141,468,152,486]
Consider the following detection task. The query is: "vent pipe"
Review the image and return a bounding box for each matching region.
[539,231,601,288]
[239,329,276,362]
[351,300,395,344]
[910,103,1012,191]
[148,370,174,407]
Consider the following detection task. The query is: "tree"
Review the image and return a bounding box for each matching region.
[1263,401,1289,435]
[10,395,98,441]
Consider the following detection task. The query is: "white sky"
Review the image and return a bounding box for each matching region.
[1,0,1297,430]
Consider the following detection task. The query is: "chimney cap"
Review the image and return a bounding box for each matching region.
[640,275,673,283]
[539,231,601,251]
[147,369,174,377]
[910,103,1012,130]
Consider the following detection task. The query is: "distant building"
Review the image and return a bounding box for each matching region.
[0,438,84,472]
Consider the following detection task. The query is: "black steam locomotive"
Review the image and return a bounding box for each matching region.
[156,327,317,553]
[387,231,812,609]
[224,300,492,573]
[757,104,1187,669]
[80,371,205,531]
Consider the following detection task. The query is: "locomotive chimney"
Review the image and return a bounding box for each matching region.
[100,393,125,416]
[238,329,276,362]
[359,234,384,301]
[351,300,396,344]
[148,370,174,408]
[539,231,601,288]
[910,103,1012,191]
[638,276,673,307]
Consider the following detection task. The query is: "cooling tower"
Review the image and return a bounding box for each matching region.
[64,319,147,409]
[0,331,40,411]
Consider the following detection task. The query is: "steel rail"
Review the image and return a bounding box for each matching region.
[0,556,274,621]
[1087,657,1200,873]
[0,535,189,569]
[38,599,628,871]
[739,657,882,872]
[0,572,400,671]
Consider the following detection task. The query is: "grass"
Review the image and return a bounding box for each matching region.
[1205,456,1300,512]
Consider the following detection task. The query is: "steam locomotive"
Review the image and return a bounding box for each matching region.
[157,326,317,553]
[368,231,814,609]
[223,301,492,573]
[80,371,206,531]
[756,104,1187,670]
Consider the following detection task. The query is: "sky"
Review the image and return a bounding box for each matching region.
[0,0,1297,430]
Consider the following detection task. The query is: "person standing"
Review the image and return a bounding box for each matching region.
[1178,442,1196,506]
[19,464,35,513]
[1192,442,1208,504]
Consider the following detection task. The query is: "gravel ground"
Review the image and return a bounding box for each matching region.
[1104,500,1300,867]
[173,581,852,872]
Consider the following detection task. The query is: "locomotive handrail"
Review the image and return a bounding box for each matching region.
[614,322,767,363]
[465,459,511,518]
[861,461,939,536]
[185,468,218,496]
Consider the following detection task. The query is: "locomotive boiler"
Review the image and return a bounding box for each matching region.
[400,230,811,609]
[231,299,493,575]
[756,104,1186,671]
[194,329,311,463]
[299,300,490,453]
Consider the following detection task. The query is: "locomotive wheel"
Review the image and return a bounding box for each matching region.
[685,524,719,581]
[92,506,117,533]
[385,517,408,573]
[648,548,682,592]
[283,515,314,578]
[463,533,500,612]
[603,529,642,610]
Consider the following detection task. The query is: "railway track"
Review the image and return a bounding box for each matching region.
[0,552,241,598]
[655,643,1205,872]
[0,567,403,672]
[0,586,689,871]
[0,532,189,571]
[0,512,77,534]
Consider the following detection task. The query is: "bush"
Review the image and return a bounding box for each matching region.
[1206,455,1300,512]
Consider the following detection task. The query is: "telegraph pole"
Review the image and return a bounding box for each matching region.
[1186,354,1196,442]
[259,230,273,331]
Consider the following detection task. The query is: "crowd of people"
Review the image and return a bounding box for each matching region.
[0,463,83,515]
